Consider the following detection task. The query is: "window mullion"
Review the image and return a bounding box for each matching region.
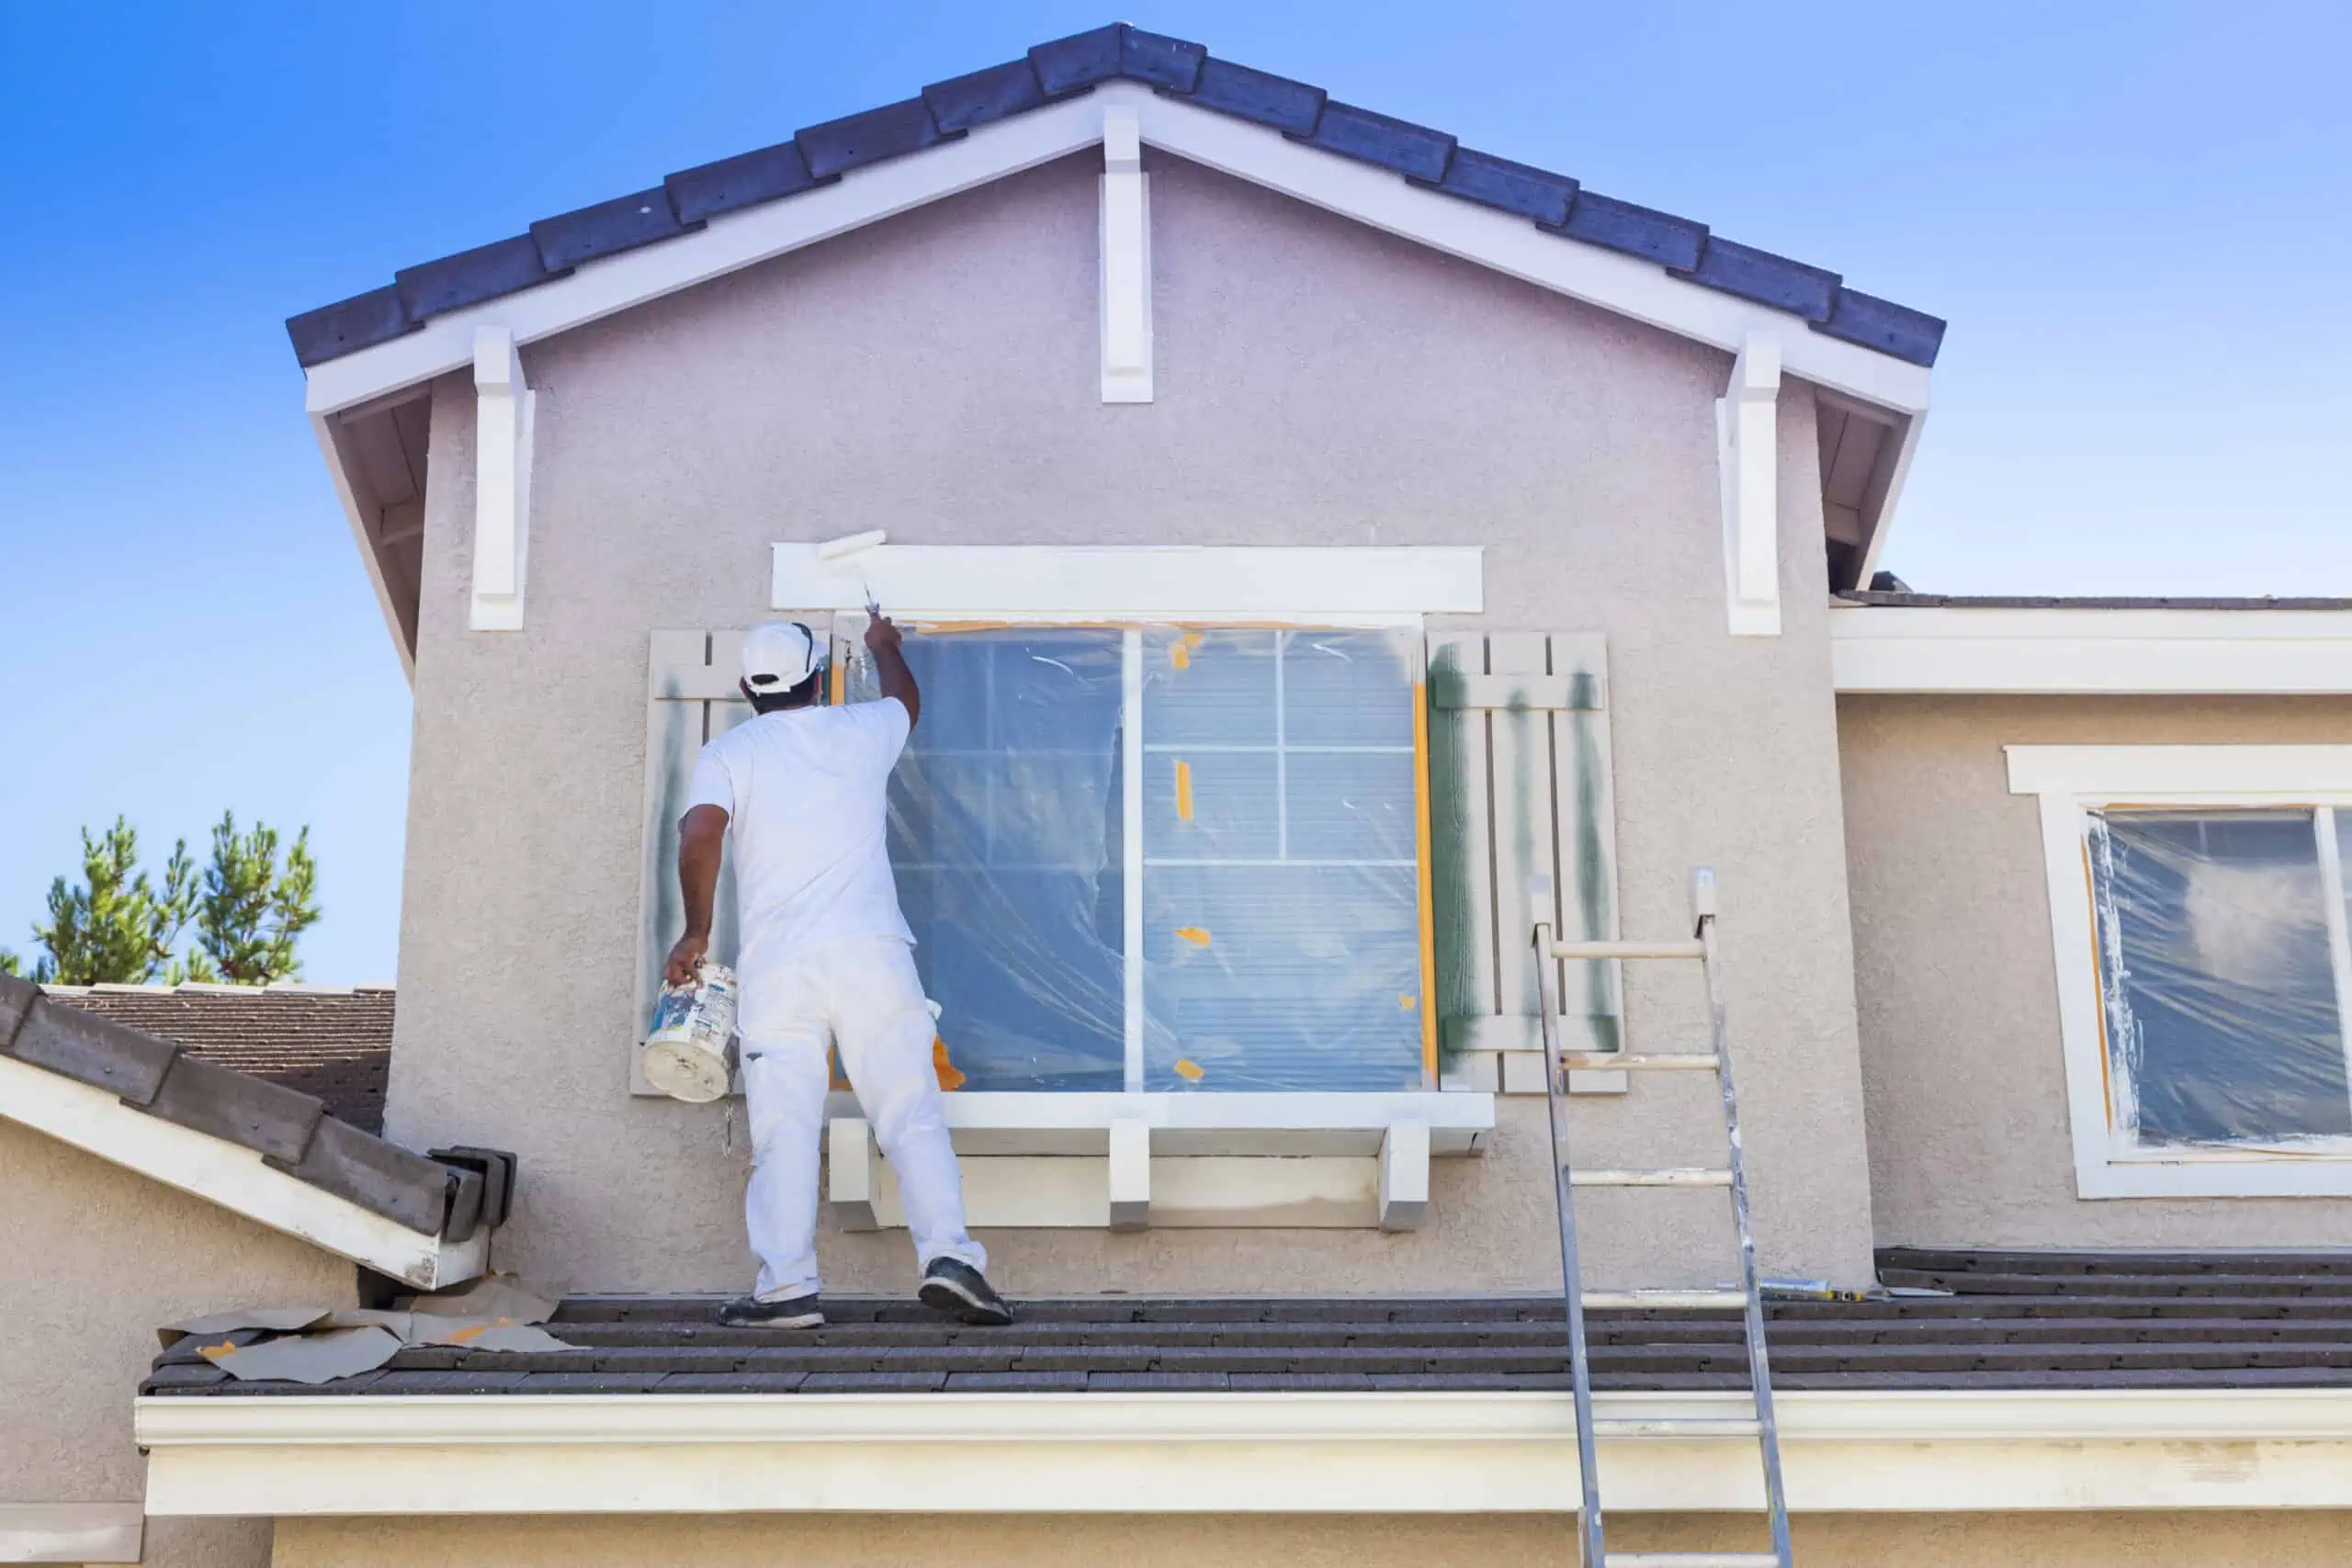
[1122,627,1146,1094]
[2313,807,2352,1117]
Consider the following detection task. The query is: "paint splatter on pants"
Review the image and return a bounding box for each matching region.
[739,935,986,1299]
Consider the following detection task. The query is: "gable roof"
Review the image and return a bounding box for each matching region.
[0,974,494,1287]
[286,22,1943,373]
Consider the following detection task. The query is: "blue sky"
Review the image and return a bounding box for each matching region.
[1,1,2346,984]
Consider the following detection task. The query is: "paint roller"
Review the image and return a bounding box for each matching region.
[817,529,888,617]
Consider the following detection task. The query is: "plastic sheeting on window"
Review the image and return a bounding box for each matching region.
[849,624,1427,1094]
[2087,808,2352,1147]
[856,628,1128,1091]
[1140,628,1424,1091]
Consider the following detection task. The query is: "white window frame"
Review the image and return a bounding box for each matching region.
[2007,745,2352,1198]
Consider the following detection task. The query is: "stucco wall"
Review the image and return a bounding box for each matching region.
[274,1510,2352,1568]
[386,148,1877,1292]
[1840,694,2352,1247]
[0,1119,354,1567]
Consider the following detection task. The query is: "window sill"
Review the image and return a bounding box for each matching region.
[821,1090,1493,1232]
[2078,1152,2352,1200]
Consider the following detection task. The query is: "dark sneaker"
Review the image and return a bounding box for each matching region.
[717,1292,824,1329]
[918,1258,1013,1326]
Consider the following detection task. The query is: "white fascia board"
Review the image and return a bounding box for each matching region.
[1833,606,2352,694]
[2005,742,2352,796]
[138,1387,2352,1517]
[0,1054,481,1290]
[772,544,1483,619]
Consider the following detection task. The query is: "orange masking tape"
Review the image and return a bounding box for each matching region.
[1175,760,1193,821]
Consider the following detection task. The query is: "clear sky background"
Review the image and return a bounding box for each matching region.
[1,2,2346,984]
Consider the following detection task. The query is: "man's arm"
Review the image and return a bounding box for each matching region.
[664,805,729,987]
[865,611,920,729]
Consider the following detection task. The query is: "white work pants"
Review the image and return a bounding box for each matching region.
[739,935,985,1300]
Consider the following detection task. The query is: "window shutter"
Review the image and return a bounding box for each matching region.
[630,629,760,1091]
[1426,631,1622,1092]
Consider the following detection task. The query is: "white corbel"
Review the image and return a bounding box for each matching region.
[1378,1119,1430,1232]
[1099,107,1153,403]
[1107,1117,1150,1231]
[469,326,536,630]
[827,1117,881,1231]
[1717,331,1782,637]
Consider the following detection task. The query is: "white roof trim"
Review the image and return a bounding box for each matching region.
[0,1053,482,1290]
[1832,605,2352,694]
[139,1386,2352,1516]
[305,85,1929,423]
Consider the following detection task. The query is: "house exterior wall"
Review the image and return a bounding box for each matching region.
[1839,693,2352,1247]
[384,148,1878,1292]
[272,1510,2352,1568]
[0,1119,354,1568]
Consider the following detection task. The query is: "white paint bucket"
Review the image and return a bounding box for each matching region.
[642,961,741,1103]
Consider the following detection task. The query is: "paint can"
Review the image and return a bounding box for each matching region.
[642,961,741,1103]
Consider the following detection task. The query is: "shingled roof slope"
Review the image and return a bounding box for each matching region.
[288,22,1944,371]
[0,973,489,1243]
[145,1247,2352,1396]
[44,984,391,1134]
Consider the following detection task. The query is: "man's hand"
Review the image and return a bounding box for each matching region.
[664,931,709,989]
[864,613,902,656]
[865,610,921,728]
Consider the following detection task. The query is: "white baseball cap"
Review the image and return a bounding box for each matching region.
[741,620,824,694]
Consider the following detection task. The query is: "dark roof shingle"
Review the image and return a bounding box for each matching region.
[148,1249,2352,1397]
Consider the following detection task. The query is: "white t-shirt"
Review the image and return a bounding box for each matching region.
[684,699,914,989]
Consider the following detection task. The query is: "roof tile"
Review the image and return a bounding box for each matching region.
[285,286,414,368]
[393,235,563,321]
[1027,24,1125,96]
[922,60,1047,134]
[0,972,37,1045]
[796,97,948,181]
[663,141,827,225]
[1671,236,1840,321]
[530,187,694,271]
[7,996,180,1104]
[1815,287,1946,367]
[1549,190,1708,270]
[1301,100,1455,183]
[1119,27,1206,92]
[1183,57,1325,134]
[145,1055,324,1164]
[1416,146,1577,226]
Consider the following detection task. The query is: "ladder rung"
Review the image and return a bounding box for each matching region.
[1571,1168,1734,1187]
[1559,1053,1720,1072]
[1581,1289,1747,1310]
[1550,939,1707,961]
[1606,1554,1782,1567]
[1592,1417,1760,1438]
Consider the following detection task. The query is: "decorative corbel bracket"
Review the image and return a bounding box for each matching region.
[1099,107,1153,403]
[470,326,536,631]
[1717,332,1782,637]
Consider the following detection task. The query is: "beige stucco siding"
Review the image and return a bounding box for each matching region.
[1840,693,2352,1247]
[0,1119,353,1567]
[275,1511,2352,1568]
[387,148,1876,1292]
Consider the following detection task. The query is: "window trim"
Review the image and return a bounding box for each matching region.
[2007,745,2352,1198]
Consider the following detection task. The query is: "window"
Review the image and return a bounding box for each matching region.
[2008,746,2352,1197]
[853,625,1430,1093]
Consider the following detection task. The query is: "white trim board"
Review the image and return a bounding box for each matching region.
[820,1089,1491,1156]
[1833,606,2352,694]
[0,1503,142,1564]
[138,1387,2352,1517]
[771,544,1483,619]
[2007,744,2352,1198]
[0,1054,485,1289]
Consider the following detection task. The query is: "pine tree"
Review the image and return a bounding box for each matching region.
[31,818,199,985]
[192,813,322,985]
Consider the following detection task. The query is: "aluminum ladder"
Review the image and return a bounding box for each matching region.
[1530,866,1792,1568]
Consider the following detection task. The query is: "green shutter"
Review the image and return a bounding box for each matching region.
[1427,631,1622,1092]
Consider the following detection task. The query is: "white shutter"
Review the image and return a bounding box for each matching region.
[1426,631,1623,1093]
